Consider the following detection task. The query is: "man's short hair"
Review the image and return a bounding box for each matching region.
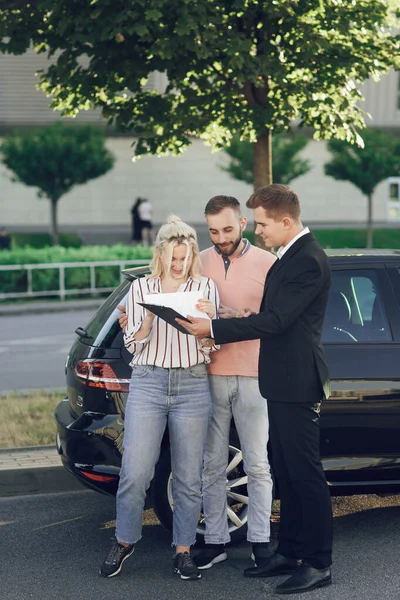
[204,195,241,216]
[246,184,301,221]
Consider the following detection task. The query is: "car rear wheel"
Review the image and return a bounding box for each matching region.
[152,444,249,545]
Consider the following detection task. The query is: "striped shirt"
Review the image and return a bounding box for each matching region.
[124,275,220,368]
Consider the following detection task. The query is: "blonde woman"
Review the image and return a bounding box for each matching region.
[100,216,219,581]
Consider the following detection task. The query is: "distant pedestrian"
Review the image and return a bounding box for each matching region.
[0,227,11,251]
[137,198,155,246]
[131,198,144,244]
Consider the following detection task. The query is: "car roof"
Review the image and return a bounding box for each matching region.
[122,265,150,279]
[326,249,400,264]
[121,250,400,279]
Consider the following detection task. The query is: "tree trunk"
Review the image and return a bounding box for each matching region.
[253,131,272,190]
[252,132,272,248]
[50,198,59,246]
[366,194,373,249]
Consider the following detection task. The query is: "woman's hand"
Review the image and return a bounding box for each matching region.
[144,292,158,320]
[117,305,128,332]
[196,298,216,318]
[200,337,215,348]
[145,310,156,321]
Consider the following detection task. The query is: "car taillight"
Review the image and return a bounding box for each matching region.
[74,360,130,392]
[79,469,118,483]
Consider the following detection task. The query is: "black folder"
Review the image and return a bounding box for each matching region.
[138,302,193,334]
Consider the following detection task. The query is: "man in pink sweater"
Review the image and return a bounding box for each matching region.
[193,195,276,570]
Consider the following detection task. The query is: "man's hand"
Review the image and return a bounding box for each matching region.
[176,316,212,338]
[237,308,255,318]
[218,304,239,319]
[117,304,128,332]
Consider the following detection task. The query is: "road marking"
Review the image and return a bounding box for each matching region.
[33,516,83,531]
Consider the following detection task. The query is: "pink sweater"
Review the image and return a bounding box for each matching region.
[200,244,276,376]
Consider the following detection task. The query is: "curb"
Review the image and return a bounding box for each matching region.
[0,445,85,497]
[0,299,103,316]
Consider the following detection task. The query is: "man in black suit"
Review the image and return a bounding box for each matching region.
[177,184,333,594]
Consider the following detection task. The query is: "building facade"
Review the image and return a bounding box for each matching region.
[1,50,399,232]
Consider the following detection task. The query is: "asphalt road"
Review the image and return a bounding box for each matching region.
[0,491,399,600]
[0,310,94,393]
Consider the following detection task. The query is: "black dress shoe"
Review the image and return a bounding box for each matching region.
[275,563,332,594]
[244,552,302,578]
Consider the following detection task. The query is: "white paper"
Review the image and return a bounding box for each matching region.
[143,291,210,319]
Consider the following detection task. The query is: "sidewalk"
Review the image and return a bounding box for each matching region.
[0,445,85,497]
[0,298,103,316]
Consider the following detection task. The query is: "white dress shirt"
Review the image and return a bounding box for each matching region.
[276,227,310,259]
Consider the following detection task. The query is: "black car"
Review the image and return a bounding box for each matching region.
[55,250,400,543]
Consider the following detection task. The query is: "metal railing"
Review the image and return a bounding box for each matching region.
[0,259,149,301]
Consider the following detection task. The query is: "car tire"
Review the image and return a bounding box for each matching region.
[151,439,249,546]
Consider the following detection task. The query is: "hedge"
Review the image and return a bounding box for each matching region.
[0,244,153,296]
[244,229,400,249]
[11,232,82,249]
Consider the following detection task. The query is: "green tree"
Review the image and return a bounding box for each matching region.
[0,123,115,245]
[324,129,400,248]
[222,134,311,186]
[0,1,399,190]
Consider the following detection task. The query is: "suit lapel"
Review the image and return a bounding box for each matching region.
[262,232,316,297]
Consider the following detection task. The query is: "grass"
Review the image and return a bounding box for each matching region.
[0,391,64,449]
[244,228,400,249]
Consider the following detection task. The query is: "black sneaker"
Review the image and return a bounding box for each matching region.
[100,539,135,577]
[193,544,228,570]
[251,542,271,567]
[173,552,201,580]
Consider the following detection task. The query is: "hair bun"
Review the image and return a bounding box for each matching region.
[166,214,183,224]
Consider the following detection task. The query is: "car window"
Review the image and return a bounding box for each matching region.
[82,279,131,348]
[83,268,150,348]
[322,269,392,343]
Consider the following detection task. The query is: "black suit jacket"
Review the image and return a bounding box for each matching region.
[212,232,331,403]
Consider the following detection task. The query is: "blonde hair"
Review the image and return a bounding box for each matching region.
[149,214,201,280]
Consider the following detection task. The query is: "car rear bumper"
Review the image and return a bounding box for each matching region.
[55,397,122,496]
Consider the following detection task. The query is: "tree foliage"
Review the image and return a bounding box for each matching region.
[222,134,311,185]
[0,0,399,189]
[324,129,400,248]
[0,123,115,244]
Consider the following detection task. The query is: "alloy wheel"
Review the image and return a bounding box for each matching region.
[166,444,249,537]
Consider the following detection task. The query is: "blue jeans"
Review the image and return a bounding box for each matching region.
[202,375,273,544]
[116,364,211,547]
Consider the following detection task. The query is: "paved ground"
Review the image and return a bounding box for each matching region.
[0,490,399,600]
[0,307,96,393]
[0,298,102,316]
[0,445,84,496]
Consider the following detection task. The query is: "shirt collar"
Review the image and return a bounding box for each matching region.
[277,227,310,260]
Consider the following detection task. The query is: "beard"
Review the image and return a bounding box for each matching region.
[214,233,243,256]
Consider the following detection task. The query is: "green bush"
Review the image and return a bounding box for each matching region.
[313,229,400,249]
[243,229,400,249]
[11,232,82,249]
[0,244,153,296]
[0,243,153,266]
